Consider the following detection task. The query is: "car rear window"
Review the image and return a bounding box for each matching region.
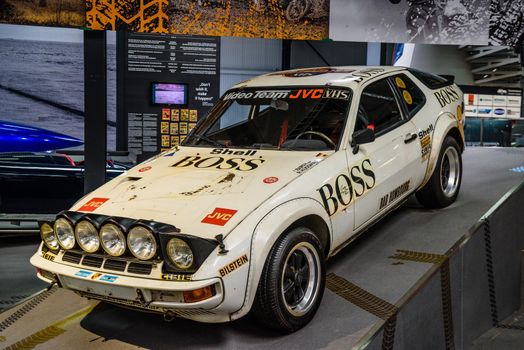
[408,69,451,90]
[391,74,426,118]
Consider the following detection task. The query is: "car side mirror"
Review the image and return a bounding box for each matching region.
[351,128,375,154]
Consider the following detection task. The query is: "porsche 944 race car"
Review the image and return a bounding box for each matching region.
[31,66,465,332]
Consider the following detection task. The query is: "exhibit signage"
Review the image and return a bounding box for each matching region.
[461,86,522,120]
[121,32,220,161]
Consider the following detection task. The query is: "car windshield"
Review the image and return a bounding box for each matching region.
[183,87,352,151]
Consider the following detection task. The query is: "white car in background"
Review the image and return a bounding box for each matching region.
[31,66,465,332]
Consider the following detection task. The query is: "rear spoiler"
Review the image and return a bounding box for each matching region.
[439,75,455,84]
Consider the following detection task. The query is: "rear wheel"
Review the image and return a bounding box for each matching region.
[416,136,462,208]
[253,227,325,332]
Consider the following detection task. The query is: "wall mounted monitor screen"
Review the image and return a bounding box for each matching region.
[152,83,188,105]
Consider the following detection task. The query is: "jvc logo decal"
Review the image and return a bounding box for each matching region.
[318,159,376,216]
[434,86,460,108]
[78,198,109,212]
[202,208,238,226]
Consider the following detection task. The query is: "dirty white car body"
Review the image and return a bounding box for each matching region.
[31,66,465,331]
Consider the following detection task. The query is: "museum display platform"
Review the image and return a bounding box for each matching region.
[1,147,523,350]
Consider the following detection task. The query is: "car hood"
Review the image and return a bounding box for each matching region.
[71,147,331,240]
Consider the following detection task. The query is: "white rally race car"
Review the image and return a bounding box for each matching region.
[31,66,465,332]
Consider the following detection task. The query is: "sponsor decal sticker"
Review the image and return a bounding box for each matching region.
[457,105,463,122]
[267,67,356,78]
[78,198,109,212]
[99,275,119,283]
[91,273,102,280]
[219,254,249,277]
[263,177,279,184]
[173,151,265,171]
[352,68,386,83]
[202,208,238,226]
[419,124,434,161]
[162,274,193,281]
[138,166,152,172]
[43,252,55,261]
[494,108,505,116]
[223,89,350,101]
[75,270,93,278]
[395,77,406,89]
[379,180,411,210]
[403,90,413,105]
[294,160,321,174]
[434,86,460,108]
[317,159,376,216]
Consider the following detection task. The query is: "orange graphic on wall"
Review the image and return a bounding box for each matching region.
[169,0,328,40]
[86,0,169,33]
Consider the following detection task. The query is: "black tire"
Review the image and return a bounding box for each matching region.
[253,227,325,332]
[416,136,462,208]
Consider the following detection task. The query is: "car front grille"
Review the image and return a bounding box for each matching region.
[62,251,82,264]
[127,262,153,275]
[58,251,157,276]
[82,255,103,268]
[103,259,127,272]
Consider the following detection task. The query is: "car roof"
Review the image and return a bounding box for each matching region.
[232,66,407,89]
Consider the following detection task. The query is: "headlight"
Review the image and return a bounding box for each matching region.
[54,218,75,250]
[40,222,59,250]
[100,223,126,256]
[127,226,157,260]
[166,238,194,269]
[75,220,100,253]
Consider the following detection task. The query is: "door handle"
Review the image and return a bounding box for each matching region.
[404,133,418,144]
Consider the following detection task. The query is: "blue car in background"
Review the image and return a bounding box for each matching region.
[0,120,83,152]
[0,121,128,214]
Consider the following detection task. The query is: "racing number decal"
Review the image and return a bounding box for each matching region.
[317,159,376,216]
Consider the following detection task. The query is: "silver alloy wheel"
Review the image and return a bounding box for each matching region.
[440,146,460,198]
[280,241,321,317]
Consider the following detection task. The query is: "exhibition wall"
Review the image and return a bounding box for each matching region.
[406,44,475,86]
[1,1,523,46]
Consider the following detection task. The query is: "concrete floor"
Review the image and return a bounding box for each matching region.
[0,237,47,311]
[0,147,523,349]
[471,309,524,350]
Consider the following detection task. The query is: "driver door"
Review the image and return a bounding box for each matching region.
[349,76,420,230]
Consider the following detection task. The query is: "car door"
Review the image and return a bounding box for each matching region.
[349,76,421,230]
[389,73,429,187]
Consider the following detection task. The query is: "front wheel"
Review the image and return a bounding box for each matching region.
[253,227,325,332]
[416,136,462,208]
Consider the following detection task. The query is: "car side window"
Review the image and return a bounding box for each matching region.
[391,74,426,118]
[355,78,404,136]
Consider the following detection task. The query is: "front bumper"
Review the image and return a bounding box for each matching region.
[30,253,228,322]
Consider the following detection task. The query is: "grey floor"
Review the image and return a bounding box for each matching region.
[471,309,524,350]
[0,147,523,349]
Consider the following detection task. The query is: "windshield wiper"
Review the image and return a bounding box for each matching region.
[192,133,225,148]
